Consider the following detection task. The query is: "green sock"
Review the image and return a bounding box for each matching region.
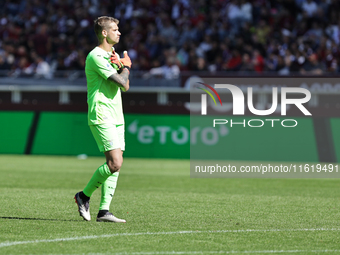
[99,172,119,210]
[83,163,111,197]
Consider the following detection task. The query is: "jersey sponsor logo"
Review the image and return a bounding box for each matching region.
[106,63,113,70]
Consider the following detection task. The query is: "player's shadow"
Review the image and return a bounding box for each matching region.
[0,216,80,222]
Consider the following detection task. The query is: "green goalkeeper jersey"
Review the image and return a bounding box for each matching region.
[85,47,124,125]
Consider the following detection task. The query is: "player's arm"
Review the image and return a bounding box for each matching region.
[109,50,131,92]
[108,69,130,92]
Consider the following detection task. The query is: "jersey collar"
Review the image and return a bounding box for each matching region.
[96,46,114,56]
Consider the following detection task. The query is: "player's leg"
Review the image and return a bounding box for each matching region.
[97,124,126,223]
[74,162,112,221]
[96,149,125,222]
[99,149,122,212]
[98,171,119,212]
[74,124,115,221]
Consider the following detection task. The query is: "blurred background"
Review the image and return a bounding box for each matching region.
[1,0,340,162]
[1,0,340,77]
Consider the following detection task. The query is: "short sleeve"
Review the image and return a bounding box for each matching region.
[88,54,117,80]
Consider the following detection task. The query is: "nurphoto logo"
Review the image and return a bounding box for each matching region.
[196,83,312,128]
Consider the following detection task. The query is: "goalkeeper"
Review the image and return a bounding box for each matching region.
[74,16,132,223]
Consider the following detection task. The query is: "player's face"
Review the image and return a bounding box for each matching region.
[105,22,121,45]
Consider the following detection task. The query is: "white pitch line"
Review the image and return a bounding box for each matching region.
[110,250,340,255]
[0,228,339,249]
[40,250,340,255]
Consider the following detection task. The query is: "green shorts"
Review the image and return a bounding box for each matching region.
[89,124,125,152]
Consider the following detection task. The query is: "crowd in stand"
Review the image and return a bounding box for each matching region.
[1,0,340,79]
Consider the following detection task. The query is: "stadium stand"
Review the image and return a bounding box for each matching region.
[0,0,340,80]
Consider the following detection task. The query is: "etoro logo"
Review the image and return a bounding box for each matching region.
[128,120,229,146]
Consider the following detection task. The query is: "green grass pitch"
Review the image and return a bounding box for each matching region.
[0,155,339,254]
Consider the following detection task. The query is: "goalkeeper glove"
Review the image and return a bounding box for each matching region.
[110,49,122,68]
[120,51,132,68]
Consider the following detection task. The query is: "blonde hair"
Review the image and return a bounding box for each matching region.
[94,16,119,42]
